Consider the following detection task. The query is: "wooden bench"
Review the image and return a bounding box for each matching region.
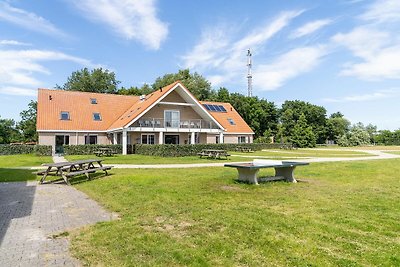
[65,166,113,179]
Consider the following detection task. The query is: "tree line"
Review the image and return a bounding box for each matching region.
[1,68,399,147]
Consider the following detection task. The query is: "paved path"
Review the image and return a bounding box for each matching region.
[52,154,67,163]
[0,181,117,267]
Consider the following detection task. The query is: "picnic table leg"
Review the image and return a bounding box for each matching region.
[59,169,70,185]
[275,166,297,183]
[39,167,52,184]
[236,168,259,185]
[97,161,108,175]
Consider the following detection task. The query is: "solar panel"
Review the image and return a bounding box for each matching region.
[203,104,227,112]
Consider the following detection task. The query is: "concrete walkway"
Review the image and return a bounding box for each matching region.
[0,181,117,266]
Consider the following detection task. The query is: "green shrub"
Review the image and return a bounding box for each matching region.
[135,143,287,157]
[63,144,133,155]
[0,144,52,156]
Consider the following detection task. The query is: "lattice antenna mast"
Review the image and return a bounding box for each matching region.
[247,48,253,97]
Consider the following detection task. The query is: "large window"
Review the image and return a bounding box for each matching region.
[141,134,155,144]
[238,136,246,144]
[164,110,180,128]
[85,135,97,144]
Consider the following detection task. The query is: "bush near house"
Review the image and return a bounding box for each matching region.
[0,144,52,156]
[135,143,288,157]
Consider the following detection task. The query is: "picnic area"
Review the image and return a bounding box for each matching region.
[1,147,399,266]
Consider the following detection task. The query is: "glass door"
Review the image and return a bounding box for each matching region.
[165,110,180,128]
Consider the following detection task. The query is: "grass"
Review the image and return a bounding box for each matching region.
[65,154,245,164]
[70,159,400,266]
[0,168,38,182]
[231,148,372,158]
[0,154,52,167]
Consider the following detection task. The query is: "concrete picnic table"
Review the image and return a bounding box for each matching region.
[94,147,116,157]
[38,159,113,185]
[224,160,309,184]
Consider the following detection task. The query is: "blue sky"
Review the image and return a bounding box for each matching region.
[1,0,400,130]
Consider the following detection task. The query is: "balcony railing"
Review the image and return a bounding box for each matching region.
[132,118,219,129]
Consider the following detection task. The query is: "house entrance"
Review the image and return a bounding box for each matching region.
[55,135,69,154]
[164,135,179,144]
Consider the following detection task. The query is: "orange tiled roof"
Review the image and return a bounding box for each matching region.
[37,89,139,131]
[200,101,254,133]
[37,81,253,134]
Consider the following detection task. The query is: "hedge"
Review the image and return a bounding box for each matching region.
[62,144,135,155]
[135,143,288,157]
[0,144,52,156]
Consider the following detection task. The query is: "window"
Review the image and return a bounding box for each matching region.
[85,135,97,144]
[93,113,102,121]
[60,111,70,120]
[202,104,227,112]
[164,110,180,128]
[238,136,246,143]
[90,98,97,104]
[228,118,235,125]
[216,135,219,144]
[141,134,155,144]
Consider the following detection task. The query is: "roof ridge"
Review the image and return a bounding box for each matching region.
[38,88,140,98]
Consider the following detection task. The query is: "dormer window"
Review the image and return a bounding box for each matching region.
[90,98,97,104]
[60,111,70,120]
[228,118,235,125]
[93,112,102,121]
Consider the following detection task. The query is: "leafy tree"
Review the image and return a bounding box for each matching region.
[280,100,327,144]
[337,123,371,146]
[57,68,120,94]
[326,116,350,142]
[152,69,215,100]
[289,113,316,148]
[18,100,38,142]
[118,84,153,96]
[365,123,377,144]
[0,117,20,144]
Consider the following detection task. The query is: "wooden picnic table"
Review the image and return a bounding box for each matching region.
[94,147,116,157]
[38,159,113,185]
[197,149,230,159]
[224,161,309,184]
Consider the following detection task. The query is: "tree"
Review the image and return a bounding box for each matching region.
[152,69,215,100]
[57,68,120,94]
[280,100,327,144]
[17,100,38,142]
[0,117,20,144]
[289,113,316,148]
[326,116,350,142]
[337,123,371,146]
[118,84,153,96]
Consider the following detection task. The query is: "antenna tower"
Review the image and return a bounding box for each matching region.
[247,48,253,97]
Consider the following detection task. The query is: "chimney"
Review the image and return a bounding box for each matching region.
[159,87,162,92]
[140,95,146,101]
[49,95,52,101]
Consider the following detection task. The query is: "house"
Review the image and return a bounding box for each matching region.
[37,81,254,154]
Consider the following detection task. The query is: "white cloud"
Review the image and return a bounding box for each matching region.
[0,49,97,96]
[0,2,68,38]
[0,86,37,96]
[0,40,31,46]
[359,0,400,23]
[289,19,332,39]
[181,10,304,86]
[332,0,400,80]
[323,89,400,102]
[253,45,327,90]
[70,0,168,50]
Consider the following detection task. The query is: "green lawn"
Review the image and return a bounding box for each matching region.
[71,159,400,266]
[232,148,372,158]
[65,154,244,164]
[0,168,38,182]
[0,154,52,167]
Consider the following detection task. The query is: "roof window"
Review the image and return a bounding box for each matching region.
[60,111,70,120]
[228,118,235,125]
[93,113,102,121]
[90,98,97,104]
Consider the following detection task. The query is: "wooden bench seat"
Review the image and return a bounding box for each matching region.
[64,166,113,177]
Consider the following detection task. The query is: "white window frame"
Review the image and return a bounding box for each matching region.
[141,134,155,144]
[238,136,246,144]
[85,134,98,145]
[90,98,97,104]
[164,110,180,128]
[93,112,102,121]
[60,111,70,120]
